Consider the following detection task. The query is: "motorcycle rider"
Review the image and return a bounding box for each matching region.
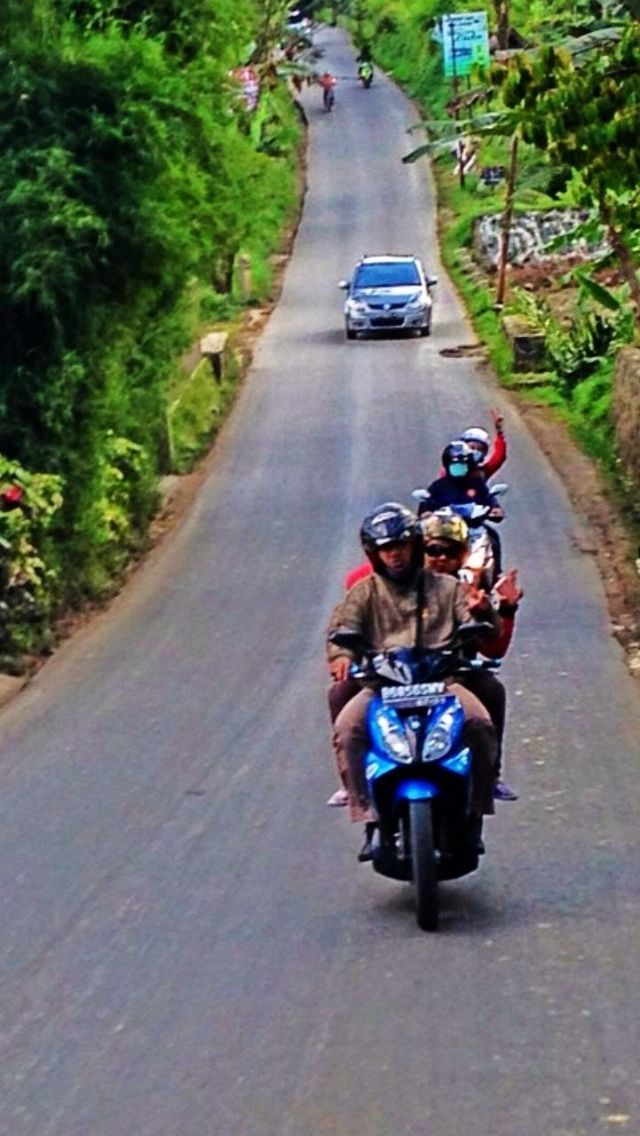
[318,70,337,109]
[421,440,505,577]
[422,511,522,801]
[327,503,501,861]
[327,509,521,805]
[420,441,504,516]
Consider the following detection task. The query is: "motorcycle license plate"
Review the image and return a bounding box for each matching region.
[381,682,447,709]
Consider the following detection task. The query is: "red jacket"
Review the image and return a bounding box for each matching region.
[482,433,507,478]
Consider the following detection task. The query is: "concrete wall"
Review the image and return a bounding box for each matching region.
[613,347,640,488]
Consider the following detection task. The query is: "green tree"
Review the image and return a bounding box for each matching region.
[499,28,640,320]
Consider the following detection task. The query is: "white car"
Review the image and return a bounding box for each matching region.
[339,254,437,339]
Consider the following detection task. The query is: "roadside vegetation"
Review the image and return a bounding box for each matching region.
[0,0,308,667]
[347,0,640,531]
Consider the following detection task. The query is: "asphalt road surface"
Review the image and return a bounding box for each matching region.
[1,26,639,1136]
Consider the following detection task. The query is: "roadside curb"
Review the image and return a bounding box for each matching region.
[0,673,29,710]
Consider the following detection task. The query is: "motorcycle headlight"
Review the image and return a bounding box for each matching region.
[422,724,452,760]
[373,707,412,763]
[422,706,461,761]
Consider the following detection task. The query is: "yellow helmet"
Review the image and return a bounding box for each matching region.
[420,511,469,549]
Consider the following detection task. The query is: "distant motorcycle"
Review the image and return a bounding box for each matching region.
[412,485,508,590]
[358,60,373,88]
[322,85,335,111]
[329,625,498,932]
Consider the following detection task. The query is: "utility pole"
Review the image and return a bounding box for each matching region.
[448,17,465,189]
[495,132,519,308]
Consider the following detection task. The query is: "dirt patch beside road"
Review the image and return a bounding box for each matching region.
[513,398,640,676]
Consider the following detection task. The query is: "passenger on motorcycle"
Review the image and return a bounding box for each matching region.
[458,408,507,479]
[327,503,501,861]
[422,512,522,802]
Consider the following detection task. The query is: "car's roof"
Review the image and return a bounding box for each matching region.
[357,254,420,264]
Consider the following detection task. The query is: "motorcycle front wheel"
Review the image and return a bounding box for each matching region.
[409,800,439,931]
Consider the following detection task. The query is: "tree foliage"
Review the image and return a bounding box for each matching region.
[498,24,640,317]
[0,0,301,647]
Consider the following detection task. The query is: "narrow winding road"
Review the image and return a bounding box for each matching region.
[0,26,638,1136]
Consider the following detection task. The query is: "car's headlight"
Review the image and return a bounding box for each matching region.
[373,707,413,763]
[346,299,368,314]
[406,294,428,310]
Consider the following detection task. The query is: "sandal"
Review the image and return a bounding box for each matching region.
[327,787,349,807]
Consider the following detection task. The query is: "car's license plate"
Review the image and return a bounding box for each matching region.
[381,682,447,709]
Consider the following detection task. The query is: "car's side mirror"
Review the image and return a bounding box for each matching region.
[426,276,438,288]
[338,279,350,290]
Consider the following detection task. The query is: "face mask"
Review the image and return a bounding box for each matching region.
[448,462,468,478]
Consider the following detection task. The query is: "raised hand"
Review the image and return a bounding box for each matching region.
[463,579,492,615]
[490,408,504,434]
[493,568,523,607]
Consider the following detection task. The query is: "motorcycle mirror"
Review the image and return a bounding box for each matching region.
[456,620,494,642]
[411,488,430,501]
[490,483,508,496]
[459,504,489,523]
[328,628,367,653]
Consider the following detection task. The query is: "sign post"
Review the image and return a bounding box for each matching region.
[442,11,490,79]
[441,11,489,190]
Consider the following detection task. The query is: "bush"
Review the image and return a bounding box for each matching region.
[0,456,64,655]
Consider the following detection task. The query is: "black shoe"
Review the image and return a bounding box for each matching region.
[469,816,485,855]
[357,822,377,862]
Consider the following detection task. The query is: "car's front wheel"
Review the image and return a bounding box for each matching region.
[418,323,431,337]
[345,323,357,340]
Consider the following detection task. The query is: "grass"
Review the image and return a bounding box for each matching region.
[167,352,240,473]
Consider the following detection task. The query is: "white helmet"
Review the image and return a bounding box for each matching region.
[459,427,490,459]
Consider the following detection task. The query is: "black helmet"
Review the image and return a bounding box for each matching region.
[441,440,475,478]
[360,502,422,578]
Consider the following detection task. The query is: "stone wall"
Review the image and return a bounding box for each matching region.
[613,347,640,488]
[472,209,609,271]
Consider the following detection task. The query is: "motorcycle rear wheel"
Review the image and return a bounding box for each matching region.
[409,800,439,931]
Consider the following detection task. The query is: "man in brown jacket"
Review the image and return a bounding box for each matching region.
[327,502,501,861]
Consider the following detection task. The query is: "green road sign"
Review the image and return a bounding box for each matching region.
[442,11,490,78]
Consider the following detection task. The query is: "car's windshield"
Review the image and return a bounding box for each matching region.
[354,262,421,288]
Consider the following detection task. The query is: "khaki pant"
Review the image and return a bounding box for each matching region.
[332,683,497,823]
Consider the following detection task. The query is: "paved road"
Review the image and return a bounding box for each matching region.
[0,26,639,1136]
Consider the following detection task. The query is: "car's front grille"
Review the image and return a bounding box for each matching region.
[371,316,405,327]
[368,302,406,311]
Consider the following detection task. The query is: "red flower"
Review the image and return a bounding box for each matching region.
[0,484,24,508]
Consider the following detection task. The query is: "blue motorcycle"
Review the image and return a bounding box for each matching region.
[330,626,497,931]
